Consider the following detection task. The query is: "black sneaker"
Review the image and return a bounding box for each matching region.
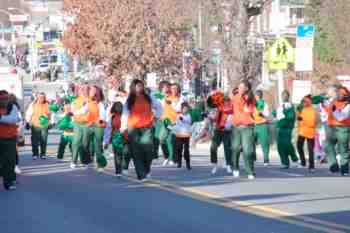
[4,183,16,191]
[40,155,46,160]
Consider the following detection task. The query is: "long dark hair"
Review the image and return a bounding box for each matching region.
[241,80,255,106]
[126,79,151,111]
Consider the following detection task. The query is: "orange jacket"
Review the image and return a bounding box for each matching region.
[128,95,154,128]
[231,94,256,126]
[297,106,317,139]
[31,102,50,128]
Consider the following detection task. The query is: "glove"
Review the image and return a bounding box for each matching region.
[165,100,172,105]
[48,124,53,130]
[201,112,208,118]
[179,116,184,121]
[103,143,109,150]
[258,112,264,117]
[25,122,31,130]
[297,116,303,121]
[68,112,74,117]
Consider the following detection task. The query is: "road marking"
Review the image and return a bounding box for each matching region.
[101,169,348,233]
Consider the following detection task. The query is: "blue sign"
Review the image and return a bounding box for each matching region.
[0,28,15,33]
[297,24,316,38]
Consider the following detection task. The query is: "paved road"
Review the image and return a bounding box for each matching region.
[1,131,349,233]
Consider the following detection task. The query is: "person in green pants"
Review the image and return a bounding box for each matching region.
[254,90,271,166]
[275,90,298,169]
[121,79,163,181]
[71,85,90,168]
[324,86,350,175]
[231,80,256,179]
[86,85,107,170]
[25,93,51,160]
[57,102,74,159]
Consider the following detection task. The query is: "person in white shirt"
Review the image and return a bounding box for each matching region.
[174,102,192,170]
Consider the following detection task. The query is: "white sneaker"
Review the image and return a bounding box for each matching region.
[264,163,269,167]
[233,170,240,178]
[248,175,255,180]
[15,166,21,174]
[116,174,122,178]
[211,165,218,174]
[70,163,76,169]
[226,166,232,174]
[141,178,149,182]
[97,168,104,173]
[146,173,152,179]
[122,170,129,176]
[162,159,169,166]
[109,153,114,158]
[169,161,175,166]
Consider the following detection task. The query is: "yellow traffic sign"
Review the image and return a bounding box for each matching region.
[268,37,295,64]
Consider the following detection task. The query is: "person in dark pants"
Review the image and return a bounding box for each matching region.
[296,95,317,172]
[0,90,21,190]
[121,79,163,181]
[174,102,192,170]
[25,93,51,160]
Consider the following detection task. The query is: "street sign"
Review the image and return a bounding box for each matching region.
[292,80,312,104]
[0,28,15,33]
[268,37,295,64]
[297,24,316,38]
[295,47,313,71]
[9,14,29,22]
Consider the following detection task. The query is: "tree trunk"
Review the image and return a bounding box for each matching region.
[225,0,249,88]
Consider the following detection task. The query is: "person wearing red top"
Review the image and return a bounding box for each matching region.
[121,79,163,181]
[231,80,256,179]
[0,90,21,190]
[210,96,233,174]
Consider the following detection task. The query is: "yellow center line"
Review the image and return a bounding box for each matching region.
[101,169,348,233]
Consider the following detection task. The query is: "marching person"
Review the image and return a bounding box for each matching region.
[324,86,350,175]
[57,100,74,160]
[174,102,192,170]
[105,101,130,176]
[71,84,90,168]
[121,79,163,181]
[0,90,21,190]
[275,90,299,169]
[87,85,107,170]
[296,95,317,172]
[160,83,185,166]
[254,90,271,166]
[231,80,256,179]
[210,95,233,174]
[25,92,51,160]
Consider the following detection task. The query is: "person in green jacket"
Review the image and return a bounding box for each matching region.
[275,90,299,169]
[57,101,74,160]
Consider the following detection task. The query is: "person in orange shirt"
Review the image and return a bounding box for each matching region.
[231,80,256,179]
[71,84,90,168]
[121,79,163,181]
[296,95,317,172]
[25,92,51,160]
[0,90,21,190]
[324,86,350,175]
[86,85,107,170]
[159,83,186,166]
